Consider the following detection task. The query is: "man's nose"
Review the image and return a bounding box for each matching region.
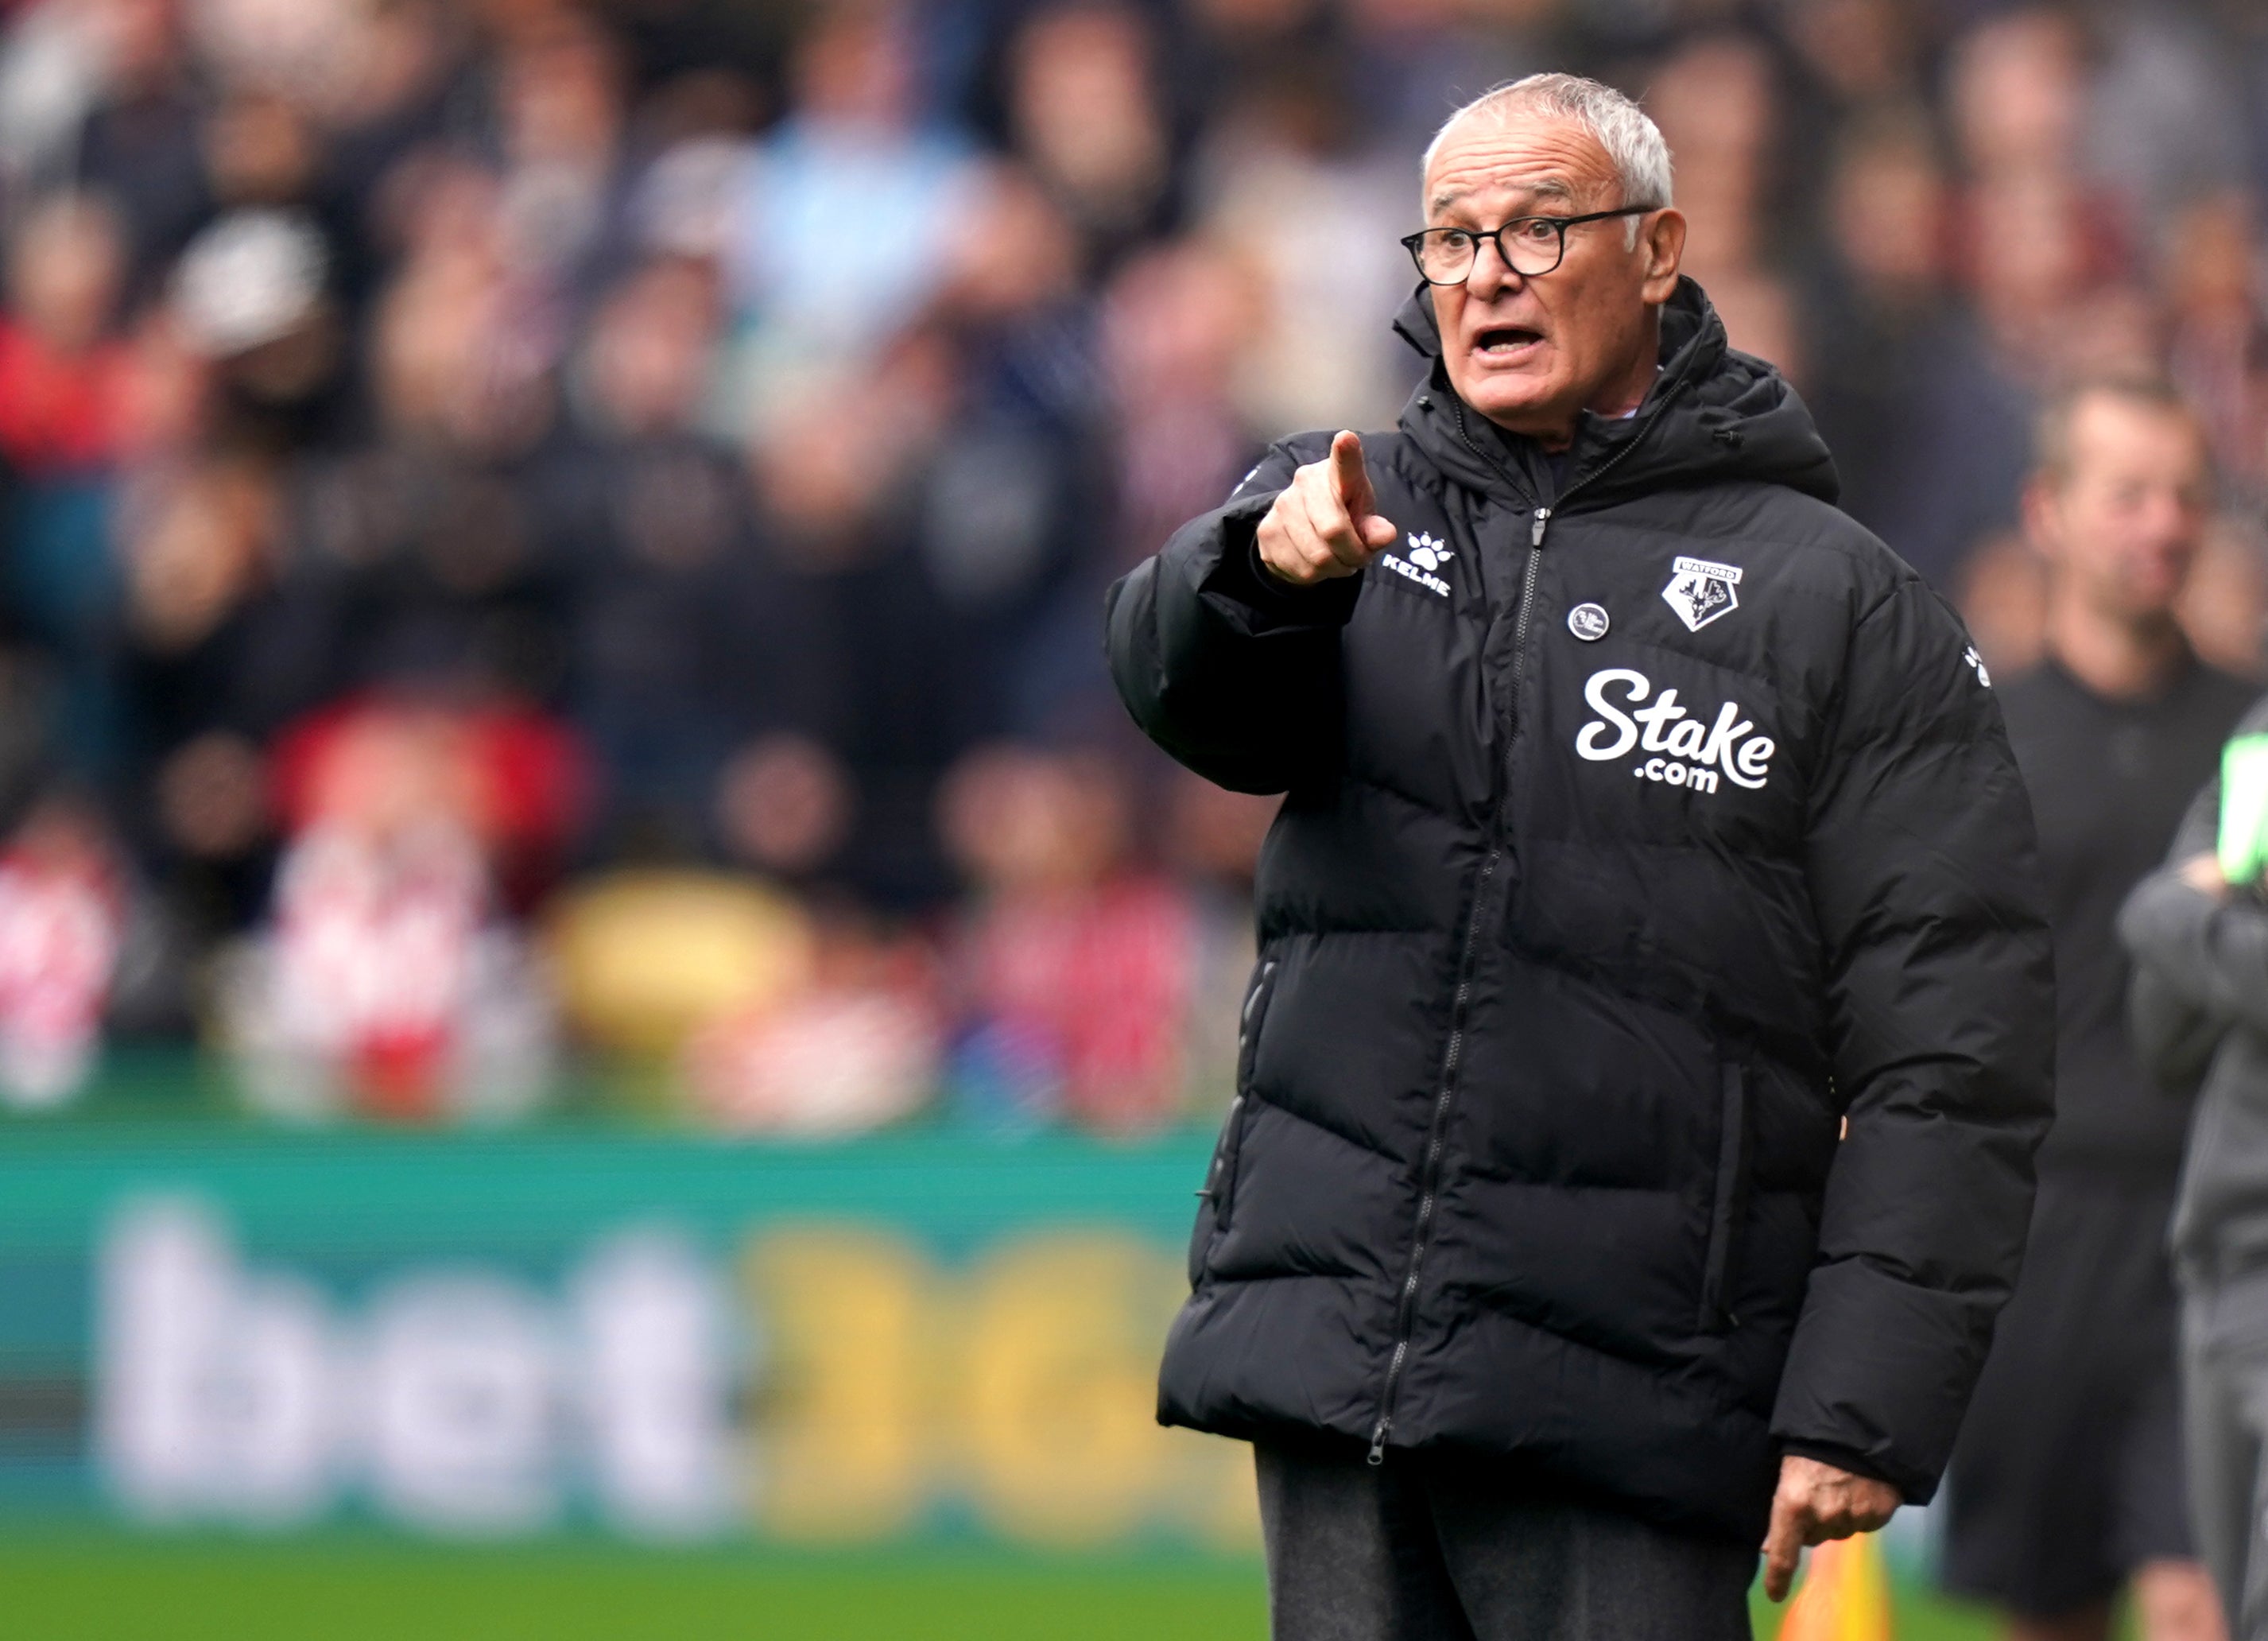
[1465,234,1524,299]
[2137,491,2199,545]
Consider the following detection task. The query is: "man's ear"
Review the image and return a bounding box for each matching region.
[1639,208,1685,304]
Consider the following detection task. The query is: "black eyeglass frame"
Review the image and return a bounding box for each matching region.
[1400,206,1654,285]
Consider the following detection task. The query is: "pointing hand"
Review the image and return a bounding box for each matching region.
[1257,431,1399,585]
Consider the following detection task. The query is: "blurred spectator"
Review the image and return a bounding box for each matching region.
[1705,268,1801,386]
[2089,5,2250,241]
[940,743,1195,1135]
[113,456,313,939]
[1910,8,2125,595]
[742,321,969,909]
[219,696,570,1122]
[2163,194,2268,499]
[2182,514,2268,678]
[551,254,838,862]
[714,733,854,879]
[1343,0,1546,158]
[1775,0,1924,260]
[280,183,567,709]
[1948,9,2088,185]
[324,2,474,184]
[1170,0,1332,130]
[1003,3,1173,268]
[490,14,638,305]
[1645,33,1778,291]
[0,789,123,1109]
[69,0,209,297]
[1194,48,1411,432]
[0,192,134,746]
[1780,0,1919,114]
[0,0,107,204]
[919,161,1114,745]
[684,906,938,1135]
[169,206,347,456]
[1802,109,2033,588]
[546,855,943,1131]
[1102,239,1262,569]
[0,192,133,477]
[720,3,982,421]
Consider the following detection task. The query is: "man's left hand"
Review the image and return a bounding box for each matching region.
[1759,1454,1899,1601]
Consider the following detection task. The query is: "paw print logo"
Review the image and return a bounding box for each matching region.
[1964,646,1991,688]
[1405,532,1455,572]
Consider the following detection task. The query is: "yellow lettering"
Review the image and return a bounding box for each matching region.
[742,1227,931,1541]
[960,1234,1183,1546]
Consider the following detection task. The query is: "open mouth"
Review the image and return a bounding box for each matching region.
[1475,326,1542,358]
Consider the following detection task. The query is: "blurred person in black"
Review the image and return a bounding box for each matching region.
[281,174,568,708]
[994,2,1177,273]
[545,254,842,870]
[916,161,1109,743]
[64,0,207,299]
[1944,379,2247,1641]
[1798,109,2032,595]
[113,458,324,932]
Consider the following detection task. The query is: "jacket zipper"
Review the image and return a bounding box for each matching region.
[1698,1063,1750,1332]
[1364,389,1686,1466]
[1517,381,1690,549]
[1368,846,1496,1464]
[1369,411,1533,1466]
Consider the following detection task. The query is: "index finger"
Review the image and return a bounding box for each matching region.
[1759,1500,1805,1602]
[1328,430,1367,507]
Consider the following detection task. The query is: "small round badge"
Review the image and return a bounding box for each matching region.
[1567,603,1611,642]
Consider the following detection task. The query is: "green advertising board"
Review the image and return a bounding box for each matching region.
[0,1119,1256,1554]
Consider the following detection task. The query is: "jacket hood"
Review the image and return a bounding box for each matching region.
[1392,276,1840,510]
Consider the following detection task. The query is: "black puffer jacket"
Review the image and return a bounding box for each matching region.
[1105,280,2055,1543]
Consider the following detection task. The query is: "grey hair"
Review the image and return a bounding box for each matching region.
[1423,73,1674,243]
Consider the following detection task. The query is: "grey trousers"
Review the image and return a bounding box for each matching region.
[2185,1274,2268,1638]
[1256,1441,1756,1641]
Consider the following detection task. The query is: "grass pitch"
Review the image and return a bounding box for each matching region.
[0,1530,2017,1640]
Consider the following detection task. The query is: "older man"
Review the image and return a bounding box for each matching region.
[1105,73,2055,1638]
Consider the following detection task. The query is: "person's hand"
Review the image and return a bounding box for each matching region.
[1759,1455,1899,1602]
[1255,430,1398,585]
[2180,852,2229,898]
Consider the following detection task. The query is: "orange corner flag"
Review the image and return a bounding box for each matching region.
[1776,1533,1893,1641]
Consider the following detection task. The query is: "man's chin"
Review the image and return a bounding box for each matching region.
[1454,375,1562,434]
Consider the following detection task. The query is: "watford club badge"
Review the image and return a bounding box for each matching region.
[1661,556,1743,632]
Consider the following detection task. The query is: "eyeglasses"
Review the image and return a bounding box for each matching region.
[1401,207,1653,284]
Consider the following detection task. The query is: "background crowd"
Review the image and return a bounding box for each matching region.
[0,0,2265,1134]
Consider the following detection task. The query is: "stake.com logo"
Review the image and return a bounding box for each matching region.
[1574,668,1778,795]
